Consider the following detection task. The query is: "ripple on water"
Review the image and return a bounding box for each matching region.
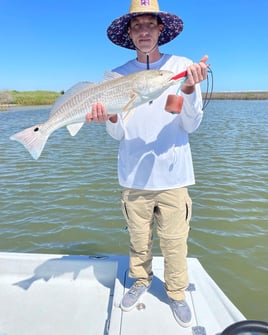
[1,101,268,319]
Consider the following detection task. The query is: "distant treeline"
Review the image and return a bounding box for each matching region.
[0,89,267,109]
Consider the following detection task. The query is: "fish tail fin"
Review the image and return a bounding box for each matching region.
[10,125,49,160]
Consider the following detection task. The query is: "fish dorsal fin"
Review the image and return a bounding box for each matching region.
[50,82,96,116]
[66,122,84,136]
[103,71,123,82]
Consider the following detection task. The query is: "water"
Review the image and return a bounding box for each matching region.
[0,101,267,320]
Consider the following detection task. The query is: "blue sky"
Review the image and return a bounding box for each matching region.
[1,0,268,92]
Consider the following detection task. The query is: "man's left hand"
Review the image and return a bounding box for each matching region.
[181,55,209,94]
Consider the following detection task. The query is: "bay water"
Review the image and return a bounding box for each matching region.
[0,100,267,320]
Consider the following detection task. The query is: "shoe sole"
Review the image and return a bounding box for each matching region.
[173,313,193,328]
[120,301,139,312]
[120,285,150,312]
[171,307,193,328]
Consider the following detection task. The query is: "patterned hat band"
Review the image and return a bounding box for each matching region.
[107,0,183,50]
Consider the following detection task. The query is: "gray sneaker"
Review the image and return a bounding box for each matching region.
[120,282,150,312]
[170,299,192,327]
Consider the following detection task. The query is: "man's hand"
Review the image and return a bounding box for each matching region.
[181,55,209,94]
[85,102,117,123]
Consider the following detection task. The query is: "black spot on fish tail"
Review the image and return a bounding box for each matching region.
[34,127,39,132]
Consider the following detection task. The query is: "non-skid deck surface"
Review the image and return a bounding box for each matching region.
[0,253,245,335]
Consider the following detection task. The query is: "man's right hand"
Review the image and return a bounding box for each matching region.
[85,102,117,123]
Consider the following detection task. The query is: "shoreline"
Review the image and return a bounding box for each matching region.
[0,90,268,110]
[205,91,268,100]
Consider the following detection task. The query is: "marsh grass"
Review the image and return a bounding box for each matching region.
[0,89,267,110]
[205,91,268,100]
[10,90,61,105]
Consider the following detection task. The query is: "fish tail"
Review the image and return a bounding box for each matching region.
[10,125,49,160]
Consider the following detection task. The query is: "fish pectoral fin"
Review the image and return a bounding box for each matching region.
[122,108,135,123]
[66,122,84,136]
[123,93,138,112]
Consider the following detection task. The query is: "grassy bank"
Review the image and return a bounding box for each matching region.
[0,90,62,107]
[0,89,268,109]
[10,90,61,105]
[206,91,268,100]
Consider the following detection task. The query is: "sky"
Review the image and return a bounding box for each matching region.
[1,0,268,92]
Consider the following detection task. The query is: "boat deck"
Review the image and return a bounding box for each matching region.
[0,252,245,335]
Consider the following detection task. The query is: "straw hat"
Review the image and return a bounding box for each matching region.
[107,0,183,50]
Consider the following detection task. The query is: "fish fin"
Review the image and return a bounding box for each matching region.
[103,71,123,82]
[10,125,48,160]
[13,275,37,290]
[123,93,137,112]
[66,122,84,136]
[122,108,136,123]
[50,82,96,117]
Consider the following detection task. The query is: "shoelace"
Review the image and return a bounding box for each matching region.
[171,300,186,307]
[128,284,140,296]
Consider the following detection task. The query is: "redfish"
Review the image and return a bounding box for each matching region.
[10,70,186,160]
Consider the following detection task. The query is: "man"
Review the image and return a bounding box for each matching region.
[86,0,208,328]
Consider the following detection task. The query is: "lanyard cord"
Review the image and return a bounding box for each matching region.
[146,54,150,70]
[202,66,214,110]
[135,41,159,70]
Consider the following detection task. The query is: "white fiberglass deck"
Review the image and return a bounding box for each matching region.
[0,252,245,335]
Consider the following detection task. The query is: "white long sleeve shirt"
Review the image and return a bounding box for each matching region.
[106,54,203,190]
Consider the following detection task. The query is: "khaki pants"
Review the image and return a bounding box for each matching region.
[121,187,192,301]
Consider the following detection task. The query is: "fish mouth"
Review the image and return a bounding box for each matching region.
[170,70,188,82]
